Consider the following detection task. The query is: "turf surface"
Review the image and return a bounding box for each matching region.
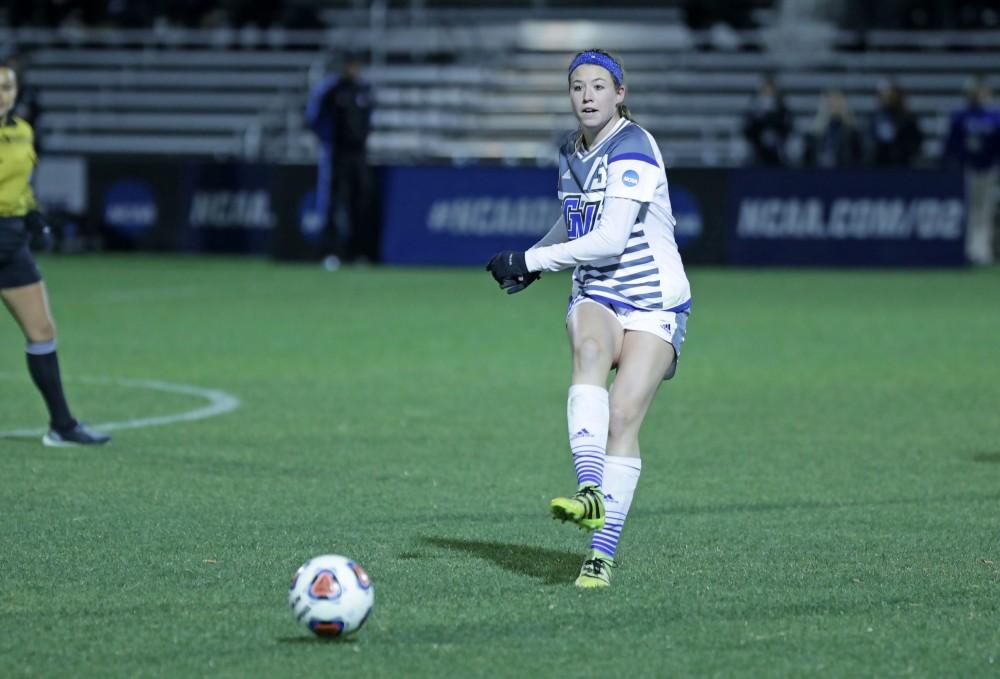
[1,255,998,677]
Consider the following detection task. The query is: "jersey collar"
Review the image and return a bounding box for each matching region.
[576,118,629,162]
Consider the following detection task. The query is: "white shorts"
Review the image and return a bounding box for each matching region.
[566,295,690,380]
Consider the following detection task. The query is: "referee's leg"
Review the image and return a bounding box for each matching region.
[1,280,56,344]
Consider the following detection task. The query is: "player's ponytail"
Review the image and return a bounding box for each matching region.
[606,50,633,122]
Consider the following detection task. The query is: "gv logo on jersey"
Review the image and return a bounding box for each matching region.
[563,195,603,239]
[622,170,640,187]
[308,570,342,600]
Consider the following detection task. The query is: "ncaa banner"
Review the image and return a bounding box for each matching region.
[89,159,275,254]
[270,163,324,261]
[380,166,560,265]
[178,162,274,254]
[667,168,728,266]
[88,159,185,251]
[728,169,966,266]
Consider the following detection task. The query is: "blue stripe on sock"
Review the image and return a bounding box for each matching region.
[591,520,625,557]
[573,450,605,487]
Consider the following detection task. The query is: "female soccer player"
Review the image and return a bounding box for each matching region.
[0,66,109,446]
[486,49,691,588]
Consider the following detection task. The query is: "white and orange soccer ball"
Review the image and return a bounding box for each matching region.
[288,554,374,638]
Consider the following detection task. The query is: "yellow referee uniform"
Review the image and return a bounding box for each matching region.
[0,115,43,288]
[0,115,38,218]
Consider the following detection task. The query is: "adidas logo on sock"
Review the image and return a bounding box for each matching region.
[571,428,593,440]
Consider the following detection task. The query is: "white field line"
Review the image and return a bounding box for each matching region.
[0,374,240,437]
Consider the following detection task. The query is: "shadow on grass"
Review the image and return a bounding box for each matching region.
[422,536,579,585]
[275,635,360,645]
[972,452,1000,463]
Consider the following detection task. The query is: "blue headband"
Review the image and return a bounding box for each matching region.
[568,52,623,87]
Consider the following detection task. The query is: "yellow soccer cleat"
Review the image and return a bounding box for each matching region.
[550,484,605,531]
[574,550,615,588]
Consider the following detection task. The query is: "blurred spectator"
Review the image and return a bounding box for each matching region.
[865,80,924,167]
[742,75,793,166]
[305,53,376,266]
[103,0,157,28]
[10,0,124,27]
[7,0,289,29]
[804,89,863,168]
[228,0,282,28]
[161,1,215,28]
[683,0,756,29]
[843,0,997,30]
[944,76,1000,266]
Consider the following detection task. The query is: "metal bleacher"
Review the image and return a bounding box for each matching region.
[5,8,1000,167]
[23,45,316,157]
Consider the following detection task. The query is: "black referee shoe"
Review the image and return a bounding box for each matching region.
[42,422,111,447]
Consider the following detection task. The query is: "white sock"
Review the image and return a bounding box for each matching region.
[567,384,609,488]
[590,455,641,558]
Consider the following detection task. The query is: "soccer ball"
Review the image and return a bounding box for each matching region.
[288,554,374,638]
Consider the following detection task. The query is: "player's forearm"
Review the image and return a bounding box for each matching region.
[525,197,640,272]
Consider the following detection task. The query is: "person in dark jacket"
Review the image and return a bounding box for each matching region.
[804,89,863,168]
[742,75,793,166]
[865,79,924,167]
[305,53,375,266]
[945,76,1000,265]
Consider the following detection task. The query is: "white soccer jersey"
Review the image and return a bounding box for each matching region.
[525,118,691,312]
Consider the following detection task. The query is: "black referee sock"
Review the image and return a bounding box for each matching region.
[26,341,76,432]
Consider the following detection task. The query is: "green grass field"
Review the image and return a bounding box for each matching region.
[1,254,998,678]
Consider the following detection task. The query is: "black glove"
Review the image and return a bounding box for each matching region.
[486,250,538,294]
[486,250,530,282]
[25,211,54,252]
[500,271,540,294]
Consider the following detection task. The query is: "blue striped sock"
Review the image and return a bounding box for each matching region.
[567,384,609,488]
[572,444,604,487]
[591,456,641,559]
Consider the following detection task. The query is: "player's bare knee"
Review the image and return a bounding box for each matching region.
[572,336,609,370]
